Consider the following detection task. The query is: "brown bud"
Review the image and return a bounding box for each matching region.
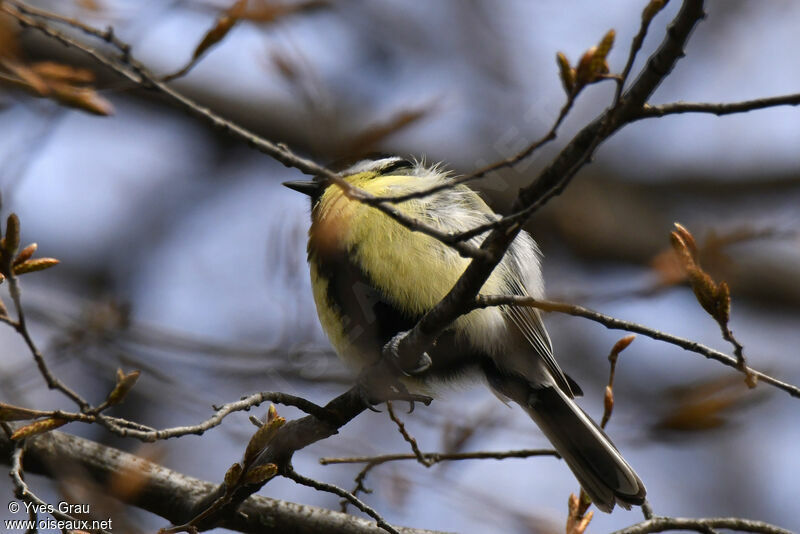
[4,213,20,257]
[714,281,731,327]
[669,231,695,270]
[242,463,278,485]
[556,52,575,94]
[244,407,285,464]
[611,334,636,357]
[224,463,243,488]
[13,243,37,266]
[13,257,60,276]
[673,222,699,262]
[10,417,67,440]
[106,369,141,406]
[603,385,614,416]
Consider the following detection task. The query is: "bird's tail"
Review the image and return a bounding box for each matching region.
[522,385,646,513]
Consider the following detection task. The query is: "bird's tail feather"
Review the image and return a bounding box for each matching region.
[523,385,646,513]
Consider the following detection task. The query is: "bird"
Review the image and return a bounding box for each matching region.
[283,155,646,512]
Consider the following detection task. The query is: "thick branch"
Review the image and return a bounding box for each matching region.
[611,516,793,534]
[0,430,449,534]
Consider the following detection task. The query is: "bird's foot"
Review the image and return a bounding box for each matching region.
[382,330,432,376]
[355,364,433,414]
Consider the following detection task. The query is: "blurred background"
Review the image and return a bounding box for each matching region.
[1,0,799,532]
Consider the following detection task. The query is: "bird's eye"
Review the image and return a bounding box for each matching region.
[381,158,414,175]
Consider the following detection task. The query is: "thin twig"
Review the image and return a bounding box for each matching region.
[319,448,559,466]
[343,461,378,512]
[6,274,89,410]
[385,401,431,467]
[1,0,485,260]
[97,391,329,441]
[613,0,671,106]
[9,443,113,534]
[474,295,800,399]
[636,94,800,118]
[284,467,401,534]
[378,96,578,204]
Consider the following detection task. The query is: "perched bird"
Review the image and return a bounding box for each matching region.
[284,156,646,512]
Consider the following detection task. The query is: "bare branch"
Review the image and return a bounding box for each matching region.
[0,430,450,534]
[284,467,400,534]
[1,0,486,260]
[319,448,559,466]
[386,0,707,378]
[385,401,431,467]
[97,391,330,442]
[613,0,671,106]
[8,442,112,534]
[611,516,794,534]
[474,295,800,399]
[637,94,800,118]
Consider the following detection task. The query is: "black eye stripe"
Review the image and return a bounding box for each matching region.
[381,159,413,174]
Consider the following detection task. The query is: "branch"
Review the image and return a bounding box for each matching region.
[0,429,450,534]
[319,448,559,466]
[1,0,486,260]
[284,468,400,534]
[612,516,794,534]
[637,94,800,118]
[386,0,707,374]
[473,295,800,399]
[97,391,330,441]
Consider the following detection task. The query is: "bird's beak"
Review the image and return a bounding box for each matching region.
[282,180,324,197]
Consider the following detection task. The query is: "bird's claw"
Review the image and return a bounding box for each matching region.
[382,331,432,376]
[355,366,433,413]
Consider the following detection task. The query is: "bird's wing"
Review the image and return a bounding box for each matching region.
[504,278,578,398]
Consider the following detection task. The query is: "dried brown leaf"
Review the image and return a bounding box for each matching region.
[49,82,114,116]
[0,13,21,61]
[191,0,248,62]
[31,61,95,84]
[243,0,329,23]
[654,377,754,434]
[1,59,49,95]
[107,447,163,502]
[346,102,437,155]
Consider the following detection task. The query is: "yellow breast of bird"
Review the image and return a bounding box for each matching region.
[308,174,510,369]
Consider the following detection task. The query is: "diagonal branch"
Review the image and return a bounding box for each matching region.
[1,0,485,260]
[387,0,707,374]
[0,429,450,534]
